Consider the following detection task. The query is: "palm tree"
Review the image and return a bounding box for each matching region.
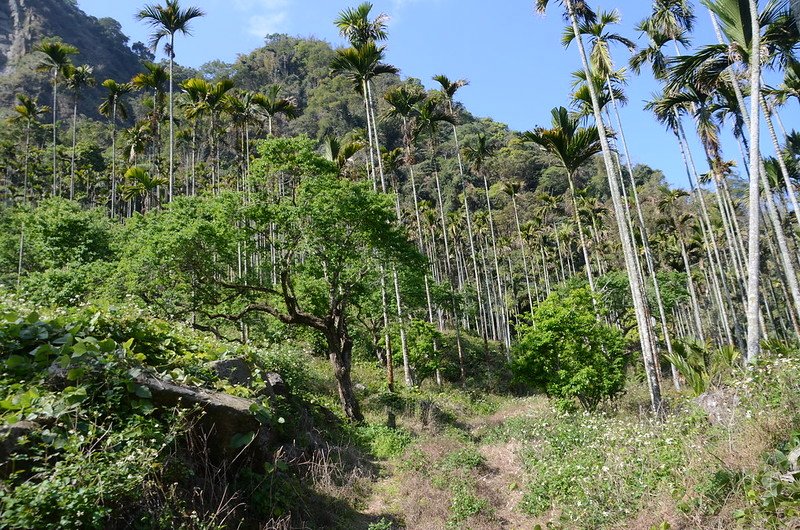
[180,78,233,193]
[323,135,364,175]
[681,0,797,359]
[64,64,96,200]
[522,107,601,293]
[563,9,636,79]
[415,95,469,380]
[179,77,208,195]
[331,42,398,191]
[131,61,169,162]
[99,79,133,218]
[415,97,457,274]
[635,1,742,351]
[536,0,663,413]
[260,85,299,136]
[571,10,683,377]
[670,0,800,229]
[644,0,696,45]
[658,186,708,335]
[227,91,270,195]
[122,165,167,213]
[137,0,205,203]
[768,60,800,106]
[34,39,78,196]
[124,122,154,166]
[383,83,426,244]
[432,74,470,174]
[10,95,49,201]
[335,2,389,48]
[432,74,495,344]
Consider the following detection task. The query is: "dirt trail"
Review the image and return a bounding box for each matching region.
[362,397,547,529]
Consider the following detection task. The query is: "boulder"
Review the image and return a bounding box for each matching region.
[0,420,38,478]
[134,374,270,462]
[208,358,252,386]
[266,372,288,396]
[695,387,740,426]
[45,361,69,391]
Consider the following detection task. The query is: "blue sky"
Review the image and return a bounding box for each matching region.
[75,0,780,190]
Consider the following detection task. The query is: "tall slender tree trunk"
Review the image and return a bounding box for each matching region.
[52,75,58,196]
[610,86,679,380]
[168,33,175,202]
[17,224,24,286]
[23,124,30,201]
[70,98,78,200]
[565,0,661,412]
[746,0,762,362]
[110,103,117,218]
[567,173,595,292]
[679,239,706,343]
[451,118,490,345]
[511,193,536,321]
[761,95,800,229]
[482,172,511,356]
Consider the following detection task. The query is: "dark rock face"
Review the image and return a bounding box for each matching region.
[46,360,68,390]
[0,420,38,478]
[209,358,252,386]
[0,0,33,75]
[134,374,270,463]
[266,372,288,396]
[0,0,143,117]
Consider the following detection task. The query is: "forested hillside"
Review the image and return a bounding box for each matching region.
[0,0,799,529]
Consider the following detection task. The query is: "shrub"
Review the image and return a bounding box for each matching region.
[512,287,626,411]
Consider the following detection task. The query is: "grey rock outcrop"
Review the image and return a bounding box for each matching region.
[266,372,288,396]
[0,420,38,478]
[0,0,143,117]
[134,374,271,462]
[209,358,252,386]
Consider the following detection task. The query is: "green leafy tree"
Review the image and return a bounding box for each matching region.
[119,137,423,421]
[522,106,602,293]
[404,319,442,385]
[512,287,626,411]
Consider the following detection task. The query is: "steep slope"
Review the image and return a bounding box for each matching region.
[0,0,144,116]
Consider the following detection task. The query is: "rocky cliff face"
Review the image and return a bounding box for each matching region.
[0,0,34,75]
[0,0,143,117]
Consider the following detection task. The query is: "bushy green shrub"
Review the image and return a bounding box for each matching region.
[512,287,626,411]
[19,260,115,306]
[353,423,413,459]
[402,319,441,385]
[1,420,167,530]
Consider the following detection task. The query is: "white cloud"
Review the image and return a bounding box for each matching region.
[226,0,292,38]
[247,12,289,38]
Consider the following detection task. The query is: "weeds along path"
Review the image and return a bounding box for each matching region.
[361,395,549,529]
